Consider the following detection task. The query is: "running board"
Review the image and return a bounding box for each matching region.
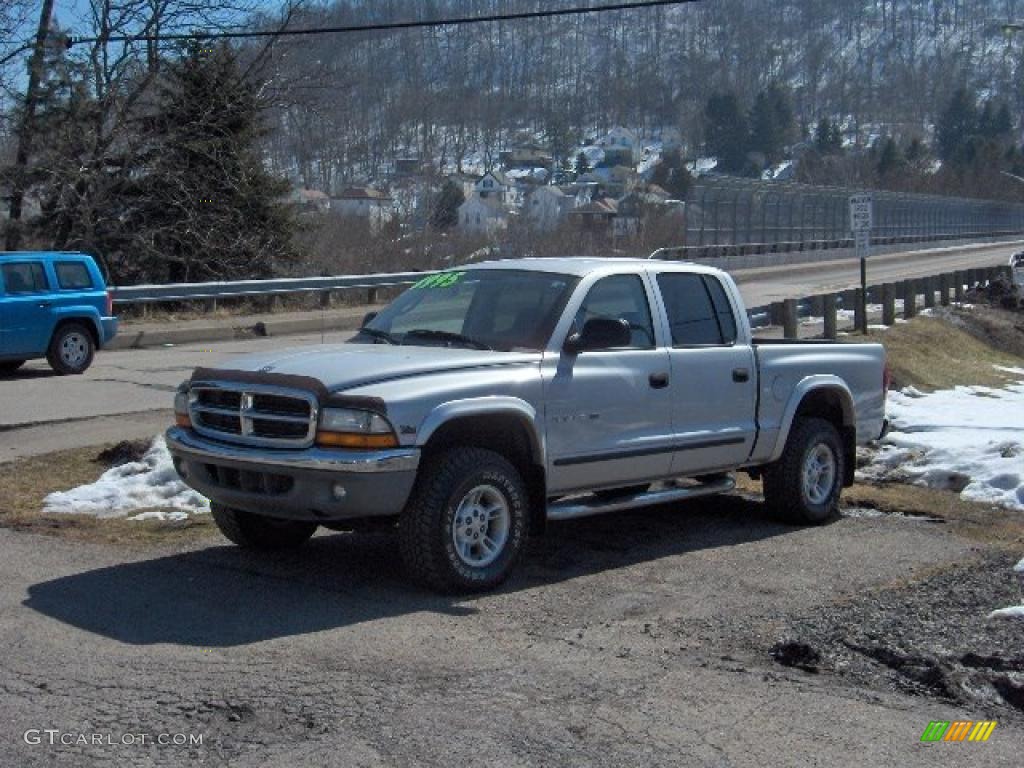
[546,476,736,522]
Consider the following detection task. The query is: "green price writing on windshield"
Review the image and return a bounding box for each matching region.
[411,271,466,290]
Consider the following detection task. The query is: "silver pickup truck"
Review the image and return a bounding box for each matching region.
[167,258,888,592]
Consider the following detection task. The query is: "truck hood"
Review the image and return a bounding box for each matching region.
[198,342,542,392]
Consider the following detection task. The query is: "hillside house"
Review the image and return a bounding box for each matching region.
[600,127,640,165]
[569,197,619,237]
[525,186,574,231]
[333,187,394,230]
[458,194,510,235]
[475,171,509,202]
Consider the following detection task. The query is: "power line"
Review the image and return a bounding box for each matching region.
[65,0,703,48]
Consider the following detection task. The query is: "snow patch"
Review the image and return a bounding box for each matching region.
[860,375,1024,512]
[43,437,209,519]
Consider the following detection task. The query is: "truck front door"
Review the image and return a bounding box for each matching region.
[544,273,675,494]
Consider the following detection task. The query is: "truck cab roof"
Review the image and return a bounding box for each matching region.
[465,256,726,278]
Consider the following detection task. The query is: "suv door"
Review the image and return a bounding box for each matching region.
[654,272,757,475]
[544,273,675,494]
[0,260,54,358]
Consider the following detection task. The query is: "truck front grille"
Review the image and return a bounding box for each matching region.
[189,382,318,448]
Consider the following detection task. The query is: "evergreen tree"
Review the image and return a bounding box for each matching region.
[575,150,591,176]
[704,91,748,173]
[749,86,794,166]
[129,41,293,282]
[936,88,978,165]
[430,179,464,230]
[814,117,842,154]
[876,137,904,177]
[650,147,693,199]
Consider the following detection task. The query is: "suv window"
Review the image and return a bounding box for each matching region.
[1,262,49,294]
[657,273,737,346]
[573,275,655,349]
[55,261,94,290]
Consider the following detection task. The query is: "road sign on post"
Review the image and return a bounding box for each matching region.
[850,194,873,334]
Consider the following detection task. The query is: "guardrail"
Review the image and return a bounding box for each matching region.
[112,231,1024,307]
[746,265,1017,337]
[112,270,428,305]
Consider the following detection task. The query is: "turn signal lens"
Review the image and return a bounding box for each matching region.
[315,432,398,449]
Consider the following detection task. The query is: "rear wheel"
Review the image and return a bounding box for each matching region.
[399,447,528,593]
[47,323,95,375]
[210,503,318,550]
[0,360,25,375]
[763,417,843,524]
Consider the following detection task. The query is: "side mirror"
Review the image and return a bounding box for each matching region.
[361,311,378,328]
[564,317,632,354]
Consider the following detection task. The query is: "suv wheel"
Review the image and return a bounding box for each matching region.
[763,417,843,525]
[210,503,318,550]
[47,323,95,375]
[399,447,528,593]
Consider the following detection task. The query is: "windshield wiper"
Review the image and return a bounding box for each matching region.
[355,327,398,345]
[403,329,492,350]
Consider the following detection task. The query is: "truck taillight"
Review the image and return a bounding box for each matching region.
[106,290,113,316]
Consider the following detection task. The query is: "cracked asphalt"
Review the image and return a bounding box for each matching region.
[1,490,1021,767]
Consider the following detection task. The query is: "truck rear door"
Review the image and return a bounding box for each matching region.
[0,259,54,359]
[652,271,757,475]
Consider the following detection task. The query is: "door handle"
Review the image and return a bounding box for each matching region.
[649,372,670,389]
[732,368,750,383]
[37,301,52,308]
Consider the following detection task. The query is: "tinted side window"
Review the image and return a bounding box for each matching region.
[1,262,49,294]
[657,273,722,346]
[56,261,94,290]
[703,276,738,344]
[574,275,654,349]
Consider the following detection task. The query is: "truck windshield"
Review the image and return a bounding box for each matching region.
[356,269,577,352]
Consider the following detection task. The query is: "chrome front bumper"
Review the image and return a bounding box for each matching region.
[165,427,420,521]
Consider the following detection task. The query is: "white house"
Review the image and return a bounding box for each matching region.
[458,194,509,236]
[474,171,508,202]
[525,186,573,231]
[600,127,641,164]
[333,187,394,231]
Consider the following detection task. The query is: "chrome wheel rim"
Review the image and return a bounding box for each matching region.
[451,484,510,568]
[60,332,89,368]
[802,443,837,506]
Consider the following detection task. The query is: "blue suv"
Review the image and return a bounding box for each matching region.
[0,252,118,375]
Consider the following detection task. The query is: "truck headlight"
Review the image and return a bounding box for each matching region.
[174,383,191,429]
[316,408,398,449]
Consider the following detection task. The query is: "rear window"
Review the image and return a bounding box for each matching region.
[55,261,95,290]
[656,273,737,346]
[1,262,49,294]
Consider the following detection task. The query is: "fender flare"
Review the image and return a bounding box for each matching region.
[417,397,545,467]
[767,376,855,463]
[50,306,103,346]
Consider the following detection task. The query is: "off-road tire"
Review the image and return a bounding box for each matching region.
[210,503,318,550]
[0,360,25,374]
[399,447,529,593]
[46,322,95,375]
[763,417,843,525]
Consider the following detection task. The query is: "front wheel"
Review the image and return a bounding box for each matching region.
[210,503,318,550]
[763,417,844,524]
[47,323,95,375]
[399,447,529,593]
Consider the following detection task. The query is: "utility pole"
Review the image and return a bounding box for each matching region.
[4,0,55,250]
